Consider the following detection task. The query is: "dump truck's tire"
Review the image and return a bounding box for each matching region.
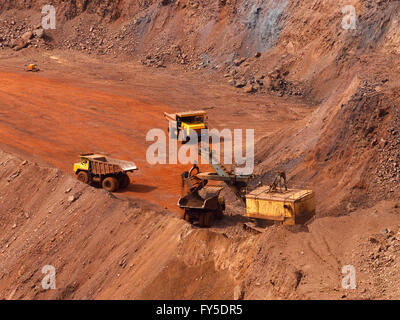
[199,211,214,228]
[119,174,130,189]
[216,201,225,220]
[77,171,89,184]
[206,212,214,227]
[199,214,206,227]
[206,211,215,227]
[102,176,119,192]
[215,209,224,220]
[180,210,191,222]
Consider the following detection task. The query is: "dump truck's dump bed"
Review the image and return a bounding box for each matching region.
[81,154,137,175]
[164,110,207,121]
[178,186,223,210]
[245,186,315,225]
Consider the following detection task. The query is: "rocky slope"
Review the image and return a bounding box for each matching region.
[0,0,399,299]
[1,149,399,299]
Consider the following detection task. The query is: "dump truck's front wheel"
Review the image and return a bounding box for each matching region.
[77,171,89,184]
[102,176,119,192]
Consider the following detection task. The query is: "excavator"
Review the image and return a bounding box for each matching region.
[178,145,315,229]
[178,145,253,227]
[163,110,316,229]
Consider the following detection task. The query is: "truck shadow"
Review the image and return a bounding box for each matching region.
[89,182,157,194]
[122,183,157,193]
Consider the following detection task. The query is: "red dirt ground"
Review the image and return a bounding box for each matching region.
[1,148,399,300]
[0,0,399,300]
[0,69,182,208]
[0,50,312,211]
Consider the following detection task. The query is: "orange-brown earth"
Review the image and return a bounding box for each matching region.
[0,51,317,299]
[1,148,400,300]
[0,68,181,208]
[0,49,312,210]
[0,0,399,300]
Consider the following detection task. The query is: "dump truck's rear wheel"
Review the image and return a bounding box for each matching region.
[119,174,130,189]
[102,176,119,192]
[77,171,89,184]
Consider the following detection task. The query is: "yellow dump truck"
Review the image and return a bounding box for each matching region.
[245,186,315,225]
[26,64,39,72]
[73,153,138,192]
[164,110,207,142]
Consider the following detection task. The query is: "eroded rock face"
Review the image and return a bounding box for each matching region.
[0,0,400,301]
[0,0,123,21]
[0,0,399,66]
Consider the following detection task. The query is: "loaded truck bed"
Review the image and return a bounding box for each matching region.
[73,153,138,192]
[81,154,137,174]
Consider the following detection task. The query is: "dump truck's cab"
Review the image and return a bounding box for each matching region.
[164,110,208,143]
[73,157,90,173]
[73,153,138,192]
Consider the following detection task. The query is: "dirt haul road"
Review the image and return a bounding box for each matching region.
[0,70,185,209]
[0,53,312,211]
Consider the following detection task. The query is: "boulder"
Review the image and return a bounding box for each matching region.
[33,28,45,39]
[244,85,257,93]
[234,79,247,88]
[233,57,246,66]
[21,31,33,41]
[12,39,29,51]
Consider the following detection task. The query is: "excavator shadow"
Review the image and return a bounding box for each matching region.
[211,214,249,229]
[210,214,311,234]
[182,215,244,230]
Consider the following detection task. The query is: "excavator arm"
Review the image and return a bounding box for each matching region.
[181,145,253,204]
